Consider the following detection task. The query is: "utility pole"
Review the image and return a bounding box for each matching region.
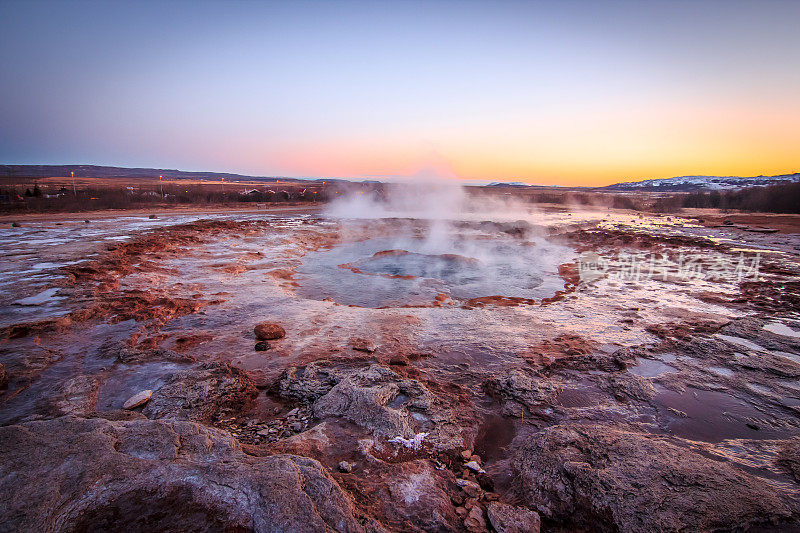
[159,175,164,198]
[71,171,76,196]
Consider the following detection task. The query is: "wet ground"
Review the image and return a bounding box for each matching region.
[1,206,800,531]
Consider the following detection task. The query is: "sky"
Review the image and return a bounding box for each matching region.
[1,0,798,186]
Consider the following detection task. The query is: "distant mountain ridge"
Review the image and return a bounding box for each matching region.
[3,165,798,191]
[605,173,800,191]
[0,164,330,183]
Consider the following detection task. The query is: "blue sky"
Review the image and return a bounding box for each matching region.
[2,0,799,185]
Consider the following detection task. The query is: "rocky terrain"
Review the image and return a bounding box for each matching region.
[1,208,800,532]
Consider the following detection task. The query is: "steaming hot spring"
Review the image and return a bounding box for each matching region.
[296,224,575,307]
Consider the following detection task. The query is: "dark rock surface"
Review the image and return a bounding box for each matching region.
[279,362,469,452]
[511,423,799,532]
[486,501,541,533]
[0,416,382,533]
[143,362,258,424]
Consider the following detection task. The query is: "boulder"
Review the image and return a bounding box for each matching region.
[381,460,460,531]
[350,337,376,353]
[278,362,341,403]
[464,505,487,531]
[484,368,558,417]
[122,390,152,410]
[254,322,285,340]
[0,416,379,532]
[279,363,469,453]
[511,423,797,532]
[486,502,541,533]
[604,373,655,401]
[778,437,800,482]
[313,365,419,438]
[144,362,258,424]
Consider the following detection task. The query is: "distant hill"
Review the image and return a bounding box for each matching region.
[0,164,333,183]
[605,173,800,191]
[486,181,530,187]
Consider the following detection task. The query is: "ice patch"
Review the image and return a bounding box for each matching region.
[389,432,428,450]
[715,334,768,353]
[13,287,62,306]
[764,322,800,339]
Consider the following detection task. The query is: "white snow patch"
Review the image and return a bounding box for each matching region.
[389,432,429,450]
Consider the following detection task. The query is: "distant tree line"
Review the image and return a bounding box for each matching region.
[653,182,800,213]
[0,182,330,213]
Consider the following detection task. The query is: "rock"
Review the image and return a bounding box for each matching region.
[464,505,487,531]
[278,363,341,402]
[148,214,157,219]
[291,422,303,432]
[456,478,482,499]
[338,460,353,473]
[511,423,797,532]
[475,472,494,492]
[98,340,194,365]
[0,363,7,388]
[48,375,99,418]
[312,365,424,438]
[382,460,460,531]
[122,389,153,409]
[486,502,541,533]
[484,368,558,417]
[350,337,375,353]
[90,409,147,422]
[461,449,473,461]
[84,219,90,223]
[0,416,380,532]
[254,322,285,340]
[11,221,21,227]
[777,437,800,482]
[254,341,270,351]
[464,461,485,473]
[144,362,258,424]
[604,373,656,401]
[281,362,469,453]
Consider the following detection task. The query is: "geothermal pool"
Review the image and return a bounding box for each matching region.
[296,232,575,307]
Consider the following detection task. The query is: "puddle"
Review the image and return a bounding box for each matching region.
[772,351,800,365]
[13,287,63,306]
[473,414,517,462]
[657,352,678,363]
[715,334,769,353]
[764,322,800,339]
[628,358,677,378]
[556,387,600,408]
[655,386,792,442]
[708,366,735,377]
[747,383,773,395]
[95,362,185,411]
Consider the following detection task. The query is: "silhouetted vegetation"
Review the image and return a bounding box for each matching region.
[0,181,331,213]
[680,182,800,213]
[648,182,799,213]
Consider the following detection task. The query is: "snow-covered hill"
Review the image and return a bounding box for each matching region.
[605,173,800,191]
